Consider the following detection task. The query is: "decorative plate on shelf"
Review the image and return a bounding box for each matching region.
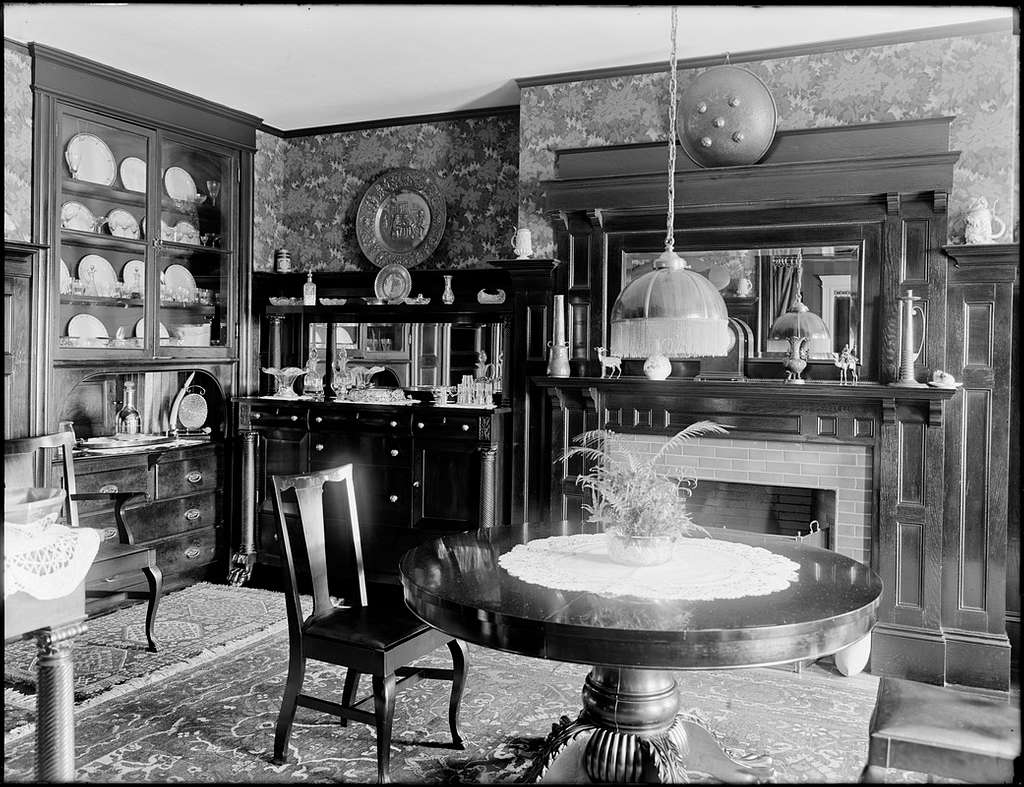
[77,254,117,297]
[163,264,197,300]
[60,259,72,295]
[174,220,200,245]
[67,313,109,339]
[134,318,170,339]
[374,263,412,304]
[106,208,140,239]
[355,167,446,268]
[122,259,145,295]
[119,156,147,193]
[61,201,100,232]
[65,133,116,185]
[163,166,198,202]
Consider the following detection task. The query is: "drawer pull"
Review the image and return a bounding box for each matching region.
[461,424,470,432]
[389,420,398,428]
[252,412,262,420]
[416,422,424,429]
[290,415,299,422]
[186,471,203,484]
[412,481,420,488]
[99,483,119,494]
[184,546,202,560]
[315,416,323,423]
[389,495,399,503]
[104,577,117,583]
[102,527,119,540]
[315,443,324,452]
[390,449,399,457]
[184,508,202,521]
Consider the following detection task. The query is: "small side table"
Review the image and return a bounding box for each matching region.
[4,583,87,783]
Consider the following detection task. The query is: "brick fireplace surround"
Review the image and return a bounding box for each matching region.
[612,434,873,565]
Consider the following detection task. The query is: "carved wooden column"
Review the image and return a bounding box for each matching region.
[478,446,496,528]
[33,621,88,782]
[939,243,1018,690]
[228,429,259,586]
[268,314,285,372]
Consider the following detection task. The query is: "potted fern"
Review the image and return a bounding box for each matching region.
[563,419,729,565]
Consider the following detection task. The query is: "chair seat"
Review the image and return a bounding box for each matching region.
[304,595,433,652]
[870,678,1020,758]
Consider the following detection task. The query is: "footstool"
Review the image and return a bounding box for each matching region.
[861,676,1020,783]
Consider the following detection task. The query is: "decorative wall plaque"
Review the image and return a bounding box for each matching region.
[355,168,446,268]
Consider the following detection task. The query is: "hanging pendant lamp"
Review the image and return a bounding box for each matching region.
[609,7,731,362]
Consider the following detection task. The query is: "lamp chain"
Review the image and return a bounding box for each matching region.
[665,5,679,254]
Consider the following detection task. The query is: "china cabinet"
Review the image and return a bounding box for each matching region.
[29,44,259,593]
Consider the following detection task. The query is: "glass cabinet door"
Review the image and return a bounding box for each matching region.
[153,135,235,355]
[56,107,154,356]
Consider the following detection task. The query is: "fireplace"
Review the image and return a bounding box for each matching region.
[611,433,870,565]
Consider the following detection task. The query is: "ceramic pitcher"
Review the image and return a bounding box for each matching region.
[964,197,1006,244]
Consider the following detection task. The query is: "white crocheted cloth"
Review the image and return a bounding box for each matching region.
[497,533,800,601]
[4,518,102,600]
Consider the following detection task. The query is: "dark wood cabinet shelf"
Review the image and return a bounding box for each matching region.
[61,229,147,252]
[62,177,147,205]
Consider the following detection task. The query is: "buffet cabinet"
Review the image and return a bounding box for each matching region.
[55,442,225,605]
[233,398,507,585]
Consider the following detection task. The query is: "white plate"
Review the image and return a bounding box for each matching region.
[65,133,116,185]
[77,254,117,297]
[67,313,108,339]
[106,208,140,239]
[122,259,145,295]
[174,220,200,245]
[119,156,146,192]
[163,264,197,299]
[60,259,72,295]
[163,166,198,202]
[134,318,170,339]
[60,201,99,232]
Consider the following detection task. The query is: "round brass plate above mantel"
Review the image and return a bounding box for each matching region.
[356,167,446,268]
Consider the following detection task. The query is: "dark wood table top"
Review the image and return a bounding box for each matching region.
[400,523,882,670]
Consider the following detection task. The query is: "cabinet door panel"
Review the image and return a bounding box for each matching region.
[412,439,480,531]
[255,427,309,518]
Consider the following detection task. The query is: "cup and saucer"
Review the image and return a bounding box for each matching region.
[927,370,962,389]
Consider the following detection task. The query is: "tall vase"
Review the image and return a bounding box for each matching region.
[547,294,570,377]
[891,289,925,387]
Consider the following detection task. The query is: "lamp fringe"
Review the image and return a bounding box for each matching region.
[611,317,731,359]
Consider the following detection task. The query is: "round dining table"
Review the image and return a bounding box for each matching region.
[400,523,882,783]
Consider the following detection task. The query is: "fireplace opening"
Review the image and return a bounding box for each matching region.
[682,479,836,550]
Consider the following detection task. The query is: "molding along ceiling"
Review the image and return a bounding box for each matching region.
[2,4,1015,131]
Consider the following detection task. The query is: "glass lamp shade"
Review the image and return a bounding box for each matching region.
[610,253,731,358]
[767,300,833,359]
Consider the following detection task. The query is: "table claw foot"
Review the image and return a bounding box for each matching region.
[521,714,596,783]
[675,716,774,783]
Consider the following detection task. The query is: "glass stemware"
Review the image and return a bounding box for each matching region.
[206,180,220,207]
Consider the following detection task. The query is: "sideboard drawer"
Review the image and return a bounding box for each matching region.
[72,464,151,515]
[151,527,219,575]
[412,413,485,440]
[128,493,218,540]
[247,406,307,429]
[156,452,221,498]
[310,408,409,433]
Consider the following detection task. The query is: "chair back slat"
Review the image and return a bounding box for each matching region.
[272,464,369,624]
[4,432,80,527]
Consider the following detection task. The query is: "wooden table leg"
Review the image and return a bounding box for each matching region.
[525,666,775,783]
[33,621,87,783]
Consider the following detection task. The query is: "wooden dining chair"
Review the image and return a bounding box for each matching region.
[4,431,162,651]
[270,463,467,785]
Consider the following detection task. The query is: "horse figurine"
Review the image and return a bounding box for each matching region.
[831,344,860,384]
[594,346,622,379]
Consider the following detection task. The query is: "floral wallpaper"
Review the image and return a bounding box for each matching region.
[253,114,519,272]
[4,43,33,242]
[519,29,1019,257]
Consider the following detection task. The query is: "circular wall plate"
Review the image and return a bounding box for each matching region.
[356,168,446,268]
[678,65,778,168]
[178,391,208,430]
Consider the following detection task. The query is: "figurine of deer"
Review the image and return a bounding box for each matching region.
[595,346,622,379]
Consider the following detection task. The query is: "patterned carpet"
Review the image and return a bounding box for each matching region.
[3,582,932,783]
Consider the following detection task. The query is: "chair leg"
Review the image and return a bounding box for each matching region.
[341,669,361,726]
[272,647,306,765]
[372,673,397,785]
[446,639,468,748]
[142,564,162,653]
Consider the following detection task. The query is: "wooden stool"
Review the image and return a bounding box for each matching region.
[861,676,1020,783]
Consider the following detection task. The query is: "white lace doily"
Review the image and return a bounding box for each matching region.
[4,520,102,600]
[497,534,799,601]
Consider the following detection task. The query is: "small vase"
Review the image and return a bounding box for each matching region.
[643,352,671,380]
[606,528,675,566]
[442,275,455,305]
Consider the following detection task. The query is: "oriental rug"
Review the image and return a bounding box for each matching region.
[4,582,291,736]
[4,613,918,783]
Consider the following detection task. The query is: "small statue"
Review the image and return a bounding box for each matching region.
[782,335,809,383]
[831,344,860,385]
[331,348,350,398]
[474,350,493,381]
[594,346,622,379]
[303,346,323,398]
